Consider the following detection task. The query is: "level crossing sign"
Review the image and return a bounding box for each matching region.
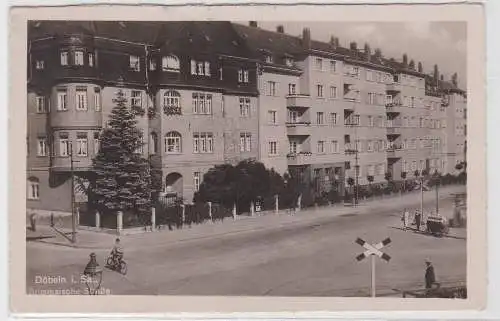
[354,237,392,297]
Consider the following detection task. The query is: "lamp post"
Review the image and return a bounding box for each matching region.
[83,253,103,295]
[433,171,440,215]
[345,148,359,206]
[69,141,77,244]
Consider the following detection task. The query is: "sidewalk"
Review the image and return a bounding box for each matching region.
[27,185,465,250]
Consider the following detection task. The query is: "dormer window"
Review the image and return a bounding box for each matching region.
[74,51,84,66]
[238,69,249,83]
[35,60,44,70]
[285,57,294,67]
[149,59,157,71]
[60,51,68,66]
[162,55,180,72]
[130,55,140,72]
[190,59,210,76]
[88,53,94,67]
[265,55,273,64]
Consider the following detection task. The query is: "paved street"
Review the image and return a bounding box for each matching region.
[26,186,466,297]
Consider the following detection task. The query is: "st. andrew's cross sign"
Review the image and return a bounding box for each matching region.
[355,237,392,297]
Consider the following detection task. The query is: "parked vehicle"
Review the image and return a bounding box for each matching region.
[106,253,127,275]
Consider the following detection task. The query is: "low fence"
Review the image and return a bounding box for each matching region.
[75,183,465,232]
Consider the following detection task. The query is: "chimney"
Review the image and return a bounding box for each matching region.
[249,21,258,28]
[302,27,311,49]
[276,25,284,33]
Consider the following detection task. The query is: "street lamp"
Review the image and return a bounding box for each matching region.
[345,148,359,206]
[83,253,103,295]
[433,170,441,215]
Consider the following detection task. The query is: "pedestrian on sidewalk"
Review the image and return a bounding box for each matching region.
[415,209,422,231]
[425,259,436,289]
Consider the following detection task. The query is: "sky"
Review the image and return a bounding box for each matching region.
[257,21,467,88]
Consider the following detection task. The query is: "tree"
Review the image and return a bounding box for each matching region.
[418,61,423,73]
[409,59,415,70]
[364,43,371,60]
[402,53,408,66]
[366,175,374,196]
[194,160,286,211]
[350,41,357,51]
[346,177,355,202]
[91,89,151,219]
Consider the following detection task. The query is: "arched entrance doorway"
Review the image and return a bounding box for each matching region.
[165,172,183,197]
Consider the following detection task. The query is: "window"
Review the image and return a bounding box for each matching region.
[238,69,249,83]
[76,133,88,157]
[239,98,251,117]
[367,140,373,152]
[265,55,273,64]
[149,59,157,71]
[267,81,277,96]
[329,86,337,99]
[368,165,375,176]
[59,133,69,157]
[165,131,182,153]
[317,84,324,98]
[268,110,277,124]
[219,67,223,80]
[289,141,298,154]
[76,88,87,111]
[330,60,337,72]
[57,90,67,111]
[162,55,180,72]
[269,141,278,156]
[35,96,46,113]
[285,58,294,67]
[330,113,337,125]
[288,83,296,95]
[288,110,298,123]
[27,177,40,200]
[131,90,142,107]
[194,172,201,192]
[331,140,339,153]
[368,116,374,127]
[240,132,252,152]
[164,90,181,108]
[93,132,100,155]
[368,92,376,105]
[88,53,94,67]
[37,137,47,156]
[377,164,385,175]
[74,51,84,66]
[316,112,325,125]
[193,132,213,153]
[130,55,140,71]
[135,129,145,154]
[35,60,44,70]
[94,88,101,111]
[192,93,212,115]
[190,60,210,76]
[60,51,68,65]
[315,58,323,71]
[317,141,325,154]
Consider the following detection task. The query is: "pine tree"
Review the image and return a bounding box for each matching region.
[92,89,151,220]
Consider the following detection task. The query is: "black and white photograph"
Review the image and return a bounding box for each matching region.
[9,2,487,314]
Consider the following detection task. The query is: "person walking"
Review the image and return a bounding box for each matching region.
[415,209,422,231]
[425,259,436,289]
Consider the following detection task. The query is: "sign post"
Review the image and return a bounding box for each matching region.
[355,237,392,297]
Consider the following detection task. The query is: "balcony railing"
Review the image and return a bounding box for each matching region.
[344,121,359,126]
[386,83,402,93]
[286,121,311,126]
[286,95,311,108]
[286,152,313,165]
[286,122,311,136]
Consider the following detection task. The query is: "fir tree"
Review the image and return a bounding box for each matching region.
[92,89,151,219]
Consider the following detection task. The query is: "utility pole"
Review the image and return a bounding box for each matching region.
[420,174,424,219]
[69,142,77,244]
[345,148,359,206]
[435,174,440,215]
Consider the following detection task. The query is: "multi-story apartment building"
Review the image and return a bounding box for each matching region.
[27,21,466,214]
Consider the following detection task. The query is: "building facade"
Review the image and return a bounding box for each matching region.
[27,21,466,213]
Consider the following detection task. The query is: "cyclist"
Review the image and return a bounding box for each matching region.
[111,238,124,265]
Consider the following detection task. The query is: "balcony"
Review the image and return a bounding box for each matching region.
[386,146,404,159]
[286,152,313,165]
[385,101,402,114]
[386,126,402,136]
[286,95,311,109]
[386,83,402,93]
[286,122,311,136]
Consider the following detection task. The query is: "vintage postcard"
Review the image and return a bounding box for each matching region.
[9,2,486,315]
